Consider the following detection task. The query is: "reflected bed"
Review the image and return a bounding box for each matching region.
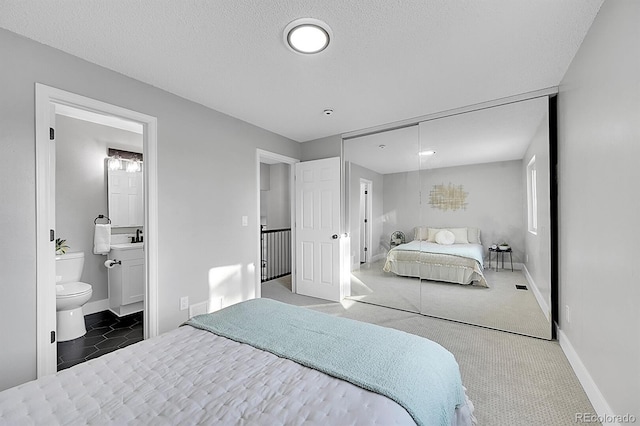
[384,227,488,288]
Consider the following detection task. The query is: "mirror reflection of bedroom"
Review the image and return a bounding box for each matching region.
[344,97,552,339]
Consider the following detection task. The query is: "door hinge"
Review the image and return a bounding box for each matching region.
[50,229,55,242]
[364,247,368,251]
[364,219,368,223]
[49,127,55,140]
[50,330,56,344]
[364,190,368,195]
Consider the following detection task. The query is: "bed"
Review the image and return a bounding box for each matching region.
[384,226,488,287]
[0,298,476,425]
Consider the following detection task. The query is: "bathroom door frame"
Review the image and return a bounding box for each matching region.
[35,84,159,377]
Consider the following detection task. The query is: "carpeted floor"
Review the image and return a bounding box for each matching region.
[262,276,599,426]
[349,260,551,339]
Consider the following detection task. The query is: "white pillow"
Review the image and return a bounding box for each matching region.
[414,226,429,241]
[435,230,455,245]
[427,227,442,242]
[467,227,481,244]
[448,227,469,244]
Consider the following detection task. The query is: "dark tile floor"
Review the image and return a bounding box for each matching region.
[57,310,143,371]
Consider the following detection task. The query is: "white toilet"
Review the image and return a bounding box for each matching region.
[55,251,93,342]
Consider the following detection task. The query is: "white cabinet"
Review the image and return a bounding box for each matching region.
[108,244,144,317]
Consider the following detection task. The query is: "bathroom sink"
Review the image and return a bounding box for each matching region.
[110,242,144,251]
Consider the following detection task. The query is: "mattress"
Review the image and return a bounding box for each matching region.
[384,241,488,287]
[0,307,476,425]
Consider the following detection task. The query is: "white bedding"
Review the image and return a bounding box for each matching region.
[384,241,488,287]
[0,323,475,425]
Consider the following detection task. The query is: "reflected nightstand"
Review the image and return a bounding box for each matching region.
[488,247,513,271]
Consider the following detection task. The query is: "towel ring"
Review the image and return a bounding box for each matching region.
[94,214,111,224]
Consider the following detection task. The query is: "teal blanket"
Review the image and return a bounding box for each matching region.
[185,298,465,426]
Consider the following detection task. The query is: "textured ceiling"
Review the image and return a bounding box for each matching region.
[345,97,548,174]
[0,1,602,142]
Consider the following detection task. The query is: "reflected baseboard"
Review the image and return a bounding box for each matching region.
[351,298,553,340]
[522,265,551,321]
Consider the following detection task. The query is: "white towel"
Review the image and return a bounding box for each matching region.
[93,224,111,255]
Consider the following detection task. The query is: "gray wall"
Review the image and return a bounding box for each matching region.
[381,169,421,245]
[56,115,143,303]
[0,28,300,390]
[263,163,291,229]
[384,160,525,263]
[300,135,341,161]
[522,111,551,315]
[557,0,639,416]
[346,162,384,270]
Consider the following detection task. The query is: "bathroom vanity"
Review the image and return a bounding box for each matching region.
[108,243,144,317]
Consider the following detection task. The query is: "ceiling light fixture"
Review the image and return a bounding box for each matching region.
[284,18,332,54]
[419,150,437,156]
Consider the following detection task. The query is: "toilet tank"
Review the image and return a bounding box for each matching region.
[55,251,85,283]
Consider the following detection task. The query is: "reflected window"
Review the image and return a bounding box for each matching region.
[527,156,538,234]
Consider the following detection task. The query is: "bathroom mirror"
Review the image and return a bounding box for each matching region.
[107,164,143,228]
[344,97,553,339]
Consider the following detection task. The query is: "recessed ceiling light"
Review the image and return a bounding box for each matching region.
[419,150,437,156]
[379,144,386,149]
[323,109,334,116]
[284,18,332,54]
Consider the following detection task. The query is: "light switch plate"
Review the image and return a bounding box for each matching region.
[180,296,189,311]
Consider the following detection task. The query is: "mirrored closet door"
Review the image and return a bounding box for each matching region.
[344,97,553,339]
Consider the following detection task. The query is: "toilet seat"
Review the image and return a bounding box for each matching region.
[56,282,92,298]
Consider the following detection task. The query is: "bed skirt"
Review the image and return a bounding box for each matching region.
[384,258,488,287]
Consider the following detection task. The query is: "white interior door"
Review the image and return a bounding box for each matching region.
[295,157,343,301]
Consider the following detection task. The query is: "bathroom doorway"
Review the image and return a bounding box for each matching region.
[35,85,158,377]
[54,107,145,370]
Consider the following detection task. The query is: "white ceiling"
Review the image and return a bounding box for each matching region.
[345,97,548,174]
[0,1,602,142]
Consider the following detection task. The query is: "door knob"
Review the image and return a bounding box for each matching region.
[331,234,339,239]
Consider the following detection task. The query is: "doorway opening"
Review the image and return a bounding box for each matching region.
[255,150,298,299]
[35,84,158,377]
[359,179,372,264]
[54,106,145,371]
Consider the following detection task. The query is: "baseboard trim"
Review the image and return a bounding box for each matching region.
[522,264,550,321]
[84,298,109,315]
[558,329,619,425]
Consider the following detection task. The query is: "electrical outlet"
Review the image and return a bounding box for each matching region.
[180,296,189,311]
[565,305,571,324]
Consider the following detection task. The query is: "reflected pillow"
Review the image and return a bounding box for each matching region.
[467,227,481,244]
[435,230,455,245]
[448,227,469,244]
[427,227,442,242]
[414,226,429,241]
